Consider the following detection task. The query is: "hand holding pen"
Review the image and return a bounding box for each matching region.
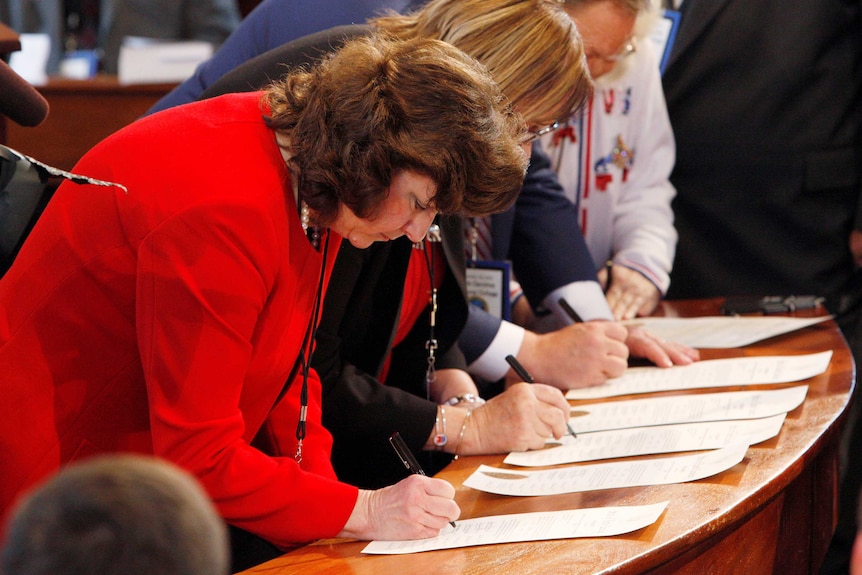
[505,355,578,439]
[390,432,457,528]
[600,264,662,320]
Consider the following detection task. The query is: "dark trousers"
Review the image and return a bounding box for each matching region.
[228,525,283,574]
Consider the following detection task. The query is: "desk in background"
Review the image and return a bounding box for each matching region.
[0,22,21,57]
[241,298,853,575]
[4,77,175,172]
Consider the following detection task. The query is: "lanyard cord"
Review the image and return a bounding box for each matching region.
[294,229,331,463]
[421,232,439,400]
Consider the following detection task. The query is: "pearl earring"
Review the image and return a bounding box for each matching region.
[300,201,321,250]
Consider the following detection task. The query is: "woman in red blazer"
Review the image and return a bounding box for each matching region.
[0,34,527,554]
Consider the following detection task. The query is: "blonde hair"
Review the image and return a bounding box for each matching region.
[373,0,593,126]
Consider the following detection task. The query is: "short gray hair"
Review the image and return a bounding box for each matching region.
[1,455,229,575]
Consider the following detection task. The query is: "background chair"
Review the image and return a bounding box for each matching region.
[0,56,55,278]
[0,145,53,276]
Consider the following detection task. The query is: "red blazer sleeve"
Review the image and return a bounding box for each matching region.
[255,366,339,479]
[135,200,357,547]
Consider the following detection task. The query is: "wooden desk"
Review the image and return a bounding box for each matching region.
[4,76,176,172]
[0,22,20,53]
[240,299,854,575]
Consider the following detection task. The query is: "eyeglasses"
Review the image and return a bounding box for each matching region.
[589,35,637,63]
[523,119,566,143]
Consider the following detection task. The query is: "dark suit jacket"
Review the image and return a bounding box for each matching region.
[662,0,862,310]
[458,142,600,361]
[148,0,409,114]
[313,216,468,489]
[198,24,370,99]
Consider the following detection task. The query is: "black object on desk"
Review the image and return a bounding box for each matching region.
[720,295,825,315]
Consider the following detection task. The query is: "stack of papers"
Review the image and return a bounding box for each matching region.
[465,444,749,497]
[566,351,832,400]
[504,414,785,467]
[363,501,670,554]
[624,315,831,348]
[363,317,834,554]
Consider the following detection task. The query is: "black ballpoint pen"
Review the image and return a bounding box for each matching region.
[389,431,457,528]
[504,354,577,438]
[604,260,613,294]
[558,297,584,323]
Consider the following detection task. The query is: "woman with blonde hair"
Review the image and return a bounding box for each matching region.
[373,0,591,128]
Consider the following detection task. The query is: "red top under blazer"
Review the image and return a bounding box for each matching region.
[0,92,357,548]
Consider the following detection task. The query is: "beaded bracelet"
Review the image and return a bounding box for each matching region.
[433,405,448,450]
[453,408,473,460]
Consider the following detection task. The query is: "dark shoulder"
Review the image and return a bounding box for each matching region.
[200,24,374,100]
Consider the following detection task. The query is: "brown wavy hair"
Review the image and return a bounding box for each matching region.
[263,34,528,223]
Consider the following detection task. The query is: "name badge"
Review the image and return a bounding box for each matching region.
[465,260,511,320]
[649,9,681,75]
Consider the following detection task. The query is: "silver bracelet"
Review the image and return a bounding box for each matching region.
[433,405,448,450]
[453,408,473,460]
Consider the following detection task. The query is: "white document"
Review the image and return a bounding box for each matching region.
[465,444,748,497]
[623,316,831,348]
[568,385,807,434]
[505,414,785,467]
[118,39,213,85]
[566,351,832,400]
[8,33,51,86]
[362,501,669,555]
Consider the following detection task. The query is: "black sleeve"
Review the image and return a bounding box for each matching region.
[199,24,372,99]
[313,240,455,488]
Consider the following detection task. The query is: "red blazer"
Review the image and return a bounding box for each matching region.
[0,92,357,548]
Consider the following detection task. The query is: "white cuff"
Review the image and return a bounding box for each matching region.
[467,320,526,381]
[543,281,613,328]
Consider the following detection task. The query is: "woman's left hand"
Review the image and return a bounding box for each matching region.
[600,265,661,320]
[624,324,700,368]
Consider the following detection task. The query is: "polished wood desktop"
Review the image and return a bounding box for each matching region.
[239,298,854,575]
